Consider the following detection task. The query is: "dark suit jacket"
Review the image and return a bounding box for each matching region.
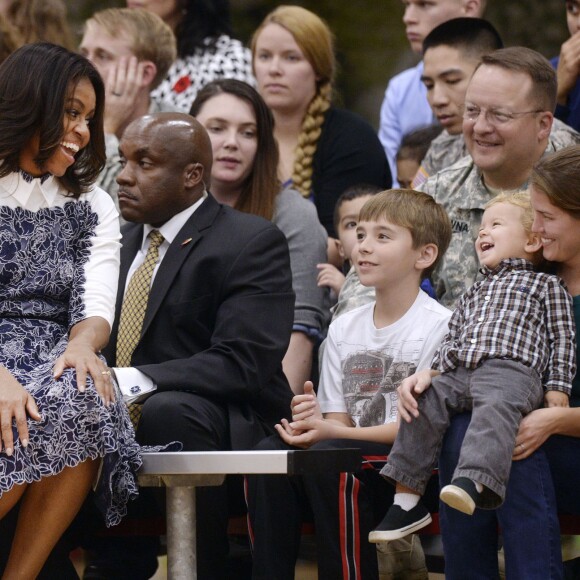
[103,195,295,449]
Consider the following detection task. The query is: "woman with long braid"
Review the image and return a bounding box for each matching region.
[251,5,391,240]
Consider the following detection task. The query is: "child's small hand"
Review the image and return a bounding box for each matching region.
[275,417,333,449]
[544,390,570,408]
[316,263,346,295]
[290,381,322,422]
[397,369,435,423]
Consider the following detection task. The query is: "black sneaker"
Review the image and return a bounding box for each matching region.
[439,477,480,515]
[369,502,432,543]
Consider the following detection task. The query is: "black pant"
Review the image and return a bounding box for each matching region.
[247,436,394,580]
[137,391,234,580]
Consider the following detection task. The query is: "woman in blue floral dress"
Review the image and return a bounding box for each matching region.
[0,43,143,577]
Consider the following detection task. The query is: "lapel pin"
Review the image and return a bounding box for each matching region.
[181,237,193,247]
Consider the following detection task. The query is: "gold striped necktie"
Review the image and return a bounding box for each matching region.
[116,229,164,427]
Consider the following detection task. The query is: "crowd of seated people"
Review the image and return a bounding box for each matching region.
[1,1,580,579]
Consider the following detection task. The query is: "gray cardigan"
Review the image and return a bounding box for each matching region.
[274,187,329,333]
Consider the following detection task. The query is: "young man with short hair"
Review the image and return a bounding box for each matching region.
[378,0,485,185]
[412,18,580,187]
[412,17,502,186]
[79,8,178,209]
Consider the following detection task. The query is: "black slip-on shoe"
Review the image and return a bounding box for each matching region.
[440,477,480,515]
[369,502,432,543]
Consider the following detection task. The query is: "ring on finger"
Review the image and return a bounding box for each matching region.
[101,370,111,376]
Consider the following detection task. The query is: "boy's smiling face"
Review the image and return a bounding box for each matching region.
[354,217,423,291]
[476,202,540,269]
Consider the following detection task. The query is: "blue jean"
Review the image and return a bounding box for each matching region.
[439,413,563,580]
[544,434,580,515]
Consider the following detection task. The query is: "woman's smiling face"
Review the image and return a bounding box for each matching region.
[19,78,95,177]
[530,185,580,265]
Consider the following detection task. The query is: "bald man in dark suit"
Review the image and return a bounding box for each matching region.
[94,112,294,579]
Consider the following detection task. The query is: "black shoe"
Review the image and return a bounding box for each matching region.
[82,536,159,580]
[440,477,480,515]
[83,558,158,580]
[369,502,432,543]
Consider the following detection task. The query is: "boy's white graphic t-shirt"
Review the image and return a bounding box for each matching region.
[318,291,451,427]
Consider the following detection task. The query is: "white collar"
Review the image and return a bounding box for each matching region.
[141,191,207,249]
[0,172,61,208]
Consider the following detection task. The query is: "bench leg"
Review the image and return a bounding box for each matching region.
[166,486,197,579]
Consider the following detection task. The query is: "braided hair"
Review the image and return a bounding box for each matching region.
[252,5,336,197]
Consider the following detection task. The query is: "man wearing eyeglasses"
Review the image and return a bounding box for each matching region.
[413,20,580,188]
[417,46,573,308]
[412,46,572,580]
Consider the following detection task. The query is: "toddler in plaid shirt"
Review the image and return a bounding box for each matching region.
[370,191,576,542]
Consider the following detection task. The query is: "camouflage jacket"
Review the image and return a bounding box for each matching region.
[331,266,375,321]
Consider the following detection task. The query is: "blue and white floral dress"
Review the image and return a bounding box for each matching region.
[0,171,141,526]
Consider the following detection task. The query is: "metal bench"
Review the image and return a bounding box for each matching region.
[137,448,362,579]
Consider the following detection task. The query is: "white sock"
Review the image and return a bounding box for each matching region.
[394,492,420,511]
[474,481,483,493]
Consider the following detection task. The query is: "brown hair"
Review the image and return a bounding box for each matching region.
[359,189,452,278]
[8,0,75,51]
[476,47,557,113]
[251,5,336,198]
[530,145,580,220]
[190,79,280,221]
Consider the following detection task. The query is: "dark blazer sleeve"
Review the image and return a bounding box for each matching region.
[311,107,392,237]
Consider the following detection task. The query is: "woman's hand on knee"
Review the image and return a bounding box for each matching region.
[0,367,40,455]
[54,343,115,407]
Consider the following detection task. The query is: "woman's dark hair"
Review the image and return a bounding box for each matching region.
[0,42,106,197]
[189,79,279,221]
[176,0,233,58]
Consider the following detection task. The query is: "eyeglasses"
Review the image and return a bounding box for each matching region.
[462,104,544,126]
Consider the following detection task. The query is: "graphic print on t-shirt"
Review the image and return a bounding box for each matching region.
[342,348,416,427]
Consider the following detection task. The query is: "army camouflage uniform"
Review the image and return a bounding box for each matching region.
[417,137,568,308]
[412,131,467,189]
[412,118,580,189]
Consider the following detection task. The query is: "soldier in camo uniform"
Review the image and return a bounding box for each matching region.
[418,117,580,185]
[417,47,565,308]
[413,19,580,189]
[417,47,568,580]
[412,18,503,188]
